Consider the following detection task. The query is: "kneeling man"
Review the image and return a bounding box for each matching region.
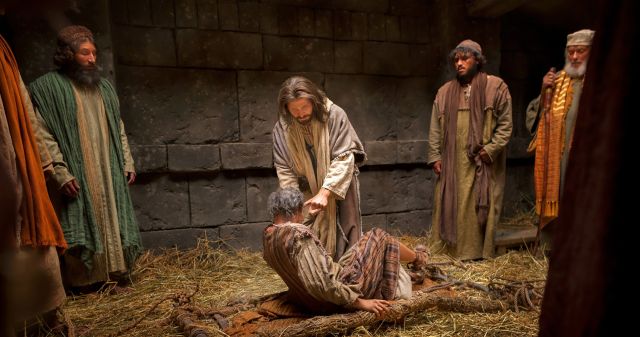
[263,187,428,316]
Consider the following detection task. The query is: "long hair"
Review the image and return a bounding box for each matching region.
[277,76,329,125]
[448,46,487,71]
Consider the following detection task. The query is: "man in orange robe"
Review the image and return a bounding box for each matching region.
[1,29,69,334]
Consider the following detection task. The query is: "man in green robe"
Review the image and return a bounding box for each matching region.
[29,25,141,287]
[427,40,513,260]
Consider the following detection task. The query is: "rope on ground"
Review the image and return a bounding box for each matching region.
[425,264,544,311]
[173,308,212,337]
[254,283,510,337]
[488,277,546,312]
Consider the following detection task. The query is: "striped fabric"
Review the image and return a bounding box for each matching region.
[263,224,400,315]
[339,228,399,300]
[263,222,342,314]
[534,71,575,228]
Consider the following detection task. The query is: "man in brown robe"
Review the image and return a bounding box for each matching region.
[263,188,428,316]
[427,40,513,260]
[272,76,366,259]
[525,29,595,247]
[1,29,69,334]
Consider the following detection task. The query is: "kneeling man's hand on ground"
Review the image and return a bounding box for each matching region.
[351,298,392,318]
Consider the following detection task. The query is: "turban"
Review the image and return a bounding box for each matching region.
[456,39,483,57]
[567,29,595,47]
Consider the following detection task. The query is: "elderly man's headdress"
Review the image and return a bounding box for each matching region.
[566,29,595,47]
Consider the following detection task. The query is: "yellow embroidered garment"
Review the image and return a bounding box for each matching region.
[534,71,575,227]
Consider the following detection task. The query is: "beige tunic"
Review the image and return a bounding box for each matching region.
[427,76,512,260]
[8,246,66,320]
[276,152,354,201]
[33,83,135,286]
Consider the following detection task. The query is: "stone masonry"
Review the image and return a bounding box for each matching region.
[4,0,537,251]
[112,0,449,250]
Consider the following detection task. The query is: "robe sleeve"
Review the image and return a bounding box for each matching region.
[275,165,299,189]
[483,85,513,161]
[119,119,135,173]
[327,104,365,166]
[526,95,542,136]
[322,152,354,200]
[19,79,53,173]
[295,237,361,306]
[427,102,442,165]
[33,107,74,189]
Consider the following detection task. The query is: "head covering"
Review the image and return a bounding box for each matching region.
[456,39,483,56]
[566,29,595,47]
[57,25,94,47]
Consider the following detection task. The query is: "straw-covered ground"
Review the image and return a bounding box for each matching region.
[57,228,546,337]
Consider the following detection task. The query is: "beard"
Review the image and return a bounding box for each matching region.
[63,62,102,87]
[563,57,588,78]
[294,115,312,125]
[456,64,479,83]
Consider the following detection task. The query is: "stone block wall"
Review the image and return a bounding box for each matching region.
[107,0,519,249]
[2,0,534,251]
[107,0,442,249]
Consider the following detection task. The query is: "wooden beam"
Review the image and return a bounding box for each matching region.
[495,228,537,246]
[467,0,529,18]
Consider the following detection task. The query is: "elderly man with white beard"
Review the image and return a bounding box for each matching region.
[525,29,595,248]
